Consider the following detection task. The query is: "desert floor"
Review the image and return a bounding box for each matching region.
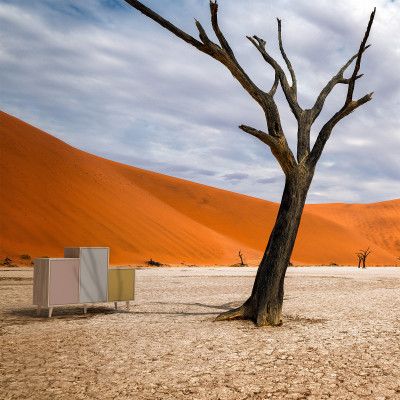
[1,266,399,400]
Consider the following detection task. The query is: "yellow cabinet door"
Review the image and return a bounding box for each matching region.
[108,268,135,301]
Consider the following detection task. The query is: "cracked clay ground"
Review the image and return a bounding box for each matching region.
[1,266,399,399]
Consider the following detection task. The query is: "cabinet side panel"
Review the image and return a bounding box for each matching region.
[33,259,49,306]
[108,269,135,301]
[80,248,108,303]
[49,259,80,305]
[64,248,80,258]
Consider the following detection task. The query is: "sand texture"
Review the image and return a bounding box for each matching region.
[1,266,399,399]
[1,111,399,266]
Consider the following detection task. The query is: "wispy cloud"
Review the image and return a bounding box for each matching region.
[1,0,399,203]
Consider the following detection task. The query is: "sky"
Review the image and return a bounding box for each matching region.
[1,0,399,204]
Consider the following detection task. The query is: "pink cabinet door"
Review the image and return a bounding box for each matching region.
[49,259,79,305]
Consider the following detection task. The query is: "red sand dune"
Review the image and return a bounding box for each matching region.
[0,111,398,266]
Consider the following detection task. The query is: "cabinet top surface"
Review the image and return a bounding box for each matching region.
[64,247,109,250]
[34,258,80,261]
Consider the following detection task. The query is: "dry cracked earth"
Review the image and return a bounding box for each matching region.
[1,266,399,399]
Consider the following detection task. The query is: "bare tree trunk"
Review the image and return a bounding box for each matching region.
[217,166,313,326]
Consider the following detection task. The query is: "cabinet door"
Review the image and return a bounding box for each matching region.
[108,269,135,301]
[49,259,79,305]
[80,248,108,303]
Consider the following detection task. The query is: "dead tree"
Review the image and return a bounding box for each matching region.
[123,0,376,326]
[357,247,372,268]
[356,253,363,268]
[238,250,246,266]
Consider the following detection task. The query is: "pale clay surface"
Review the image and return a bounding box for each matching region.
[1,266,399,400]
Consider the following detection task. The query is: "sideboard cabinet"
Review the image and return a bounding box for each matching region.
[33,247,135,317]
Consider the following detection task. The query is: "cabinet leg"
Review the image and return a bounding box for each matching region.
[37,306,41,316]
[48,307,53,318]
[114,302,118,310]
[84,305,88,314]
[126,301,130,311]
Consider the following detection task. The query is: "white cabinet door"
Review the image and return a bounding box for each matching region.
[79,248,108,303]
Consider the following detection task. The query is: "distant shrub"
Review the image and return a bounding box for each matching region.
[145,258,163,267]
[21,254,31,260]
[1,257,12,266]
[231,262,248,267]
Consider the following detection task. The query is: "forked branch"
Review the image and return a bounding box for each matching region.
[247,33,302,120]
[346,8,376,105]
[308,9,376,167]
[210,1,235,60]
[311,45,371,123]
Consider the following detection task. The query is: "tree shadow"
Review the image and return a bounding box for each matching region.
[1,305,116,327]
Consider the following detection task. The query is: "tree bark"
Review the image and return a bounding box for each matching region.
[216,164,314,326]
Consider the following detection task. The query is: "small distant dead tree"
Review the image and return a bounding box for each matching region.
[356,247,372,268]
[123,0,376,326]
[356,253,363,268]
[238,250,246,266]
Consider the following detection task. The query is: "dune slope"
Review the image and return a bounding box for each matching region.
[306,201,400,257]
[0,111,398,265]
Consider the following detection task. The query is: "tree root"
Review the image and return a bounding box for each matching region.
[214,304,249,321]
[215,301,283,327]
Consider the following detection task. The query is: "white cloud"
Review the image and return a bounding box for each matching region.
[1,0,399,203]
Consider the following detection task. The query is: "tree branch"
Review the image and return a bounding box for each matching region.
[124,0,208,53]
[209,1,236,60]
[239,125,297,175]
[346,8,376,105]
[307,92,373,167]
[338,74,364,84]
[239,125,278,147]
[124,1,270,114]
[277,18,297,93]
[194,19,212,45]
[247,35,302,120]
[307,9,376,167]
[311,46,370,123]
[269,71,279,96]
[205,2,267,104]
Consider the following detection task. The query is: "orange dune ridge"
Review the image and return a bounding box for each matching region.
[0,111,398,266]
